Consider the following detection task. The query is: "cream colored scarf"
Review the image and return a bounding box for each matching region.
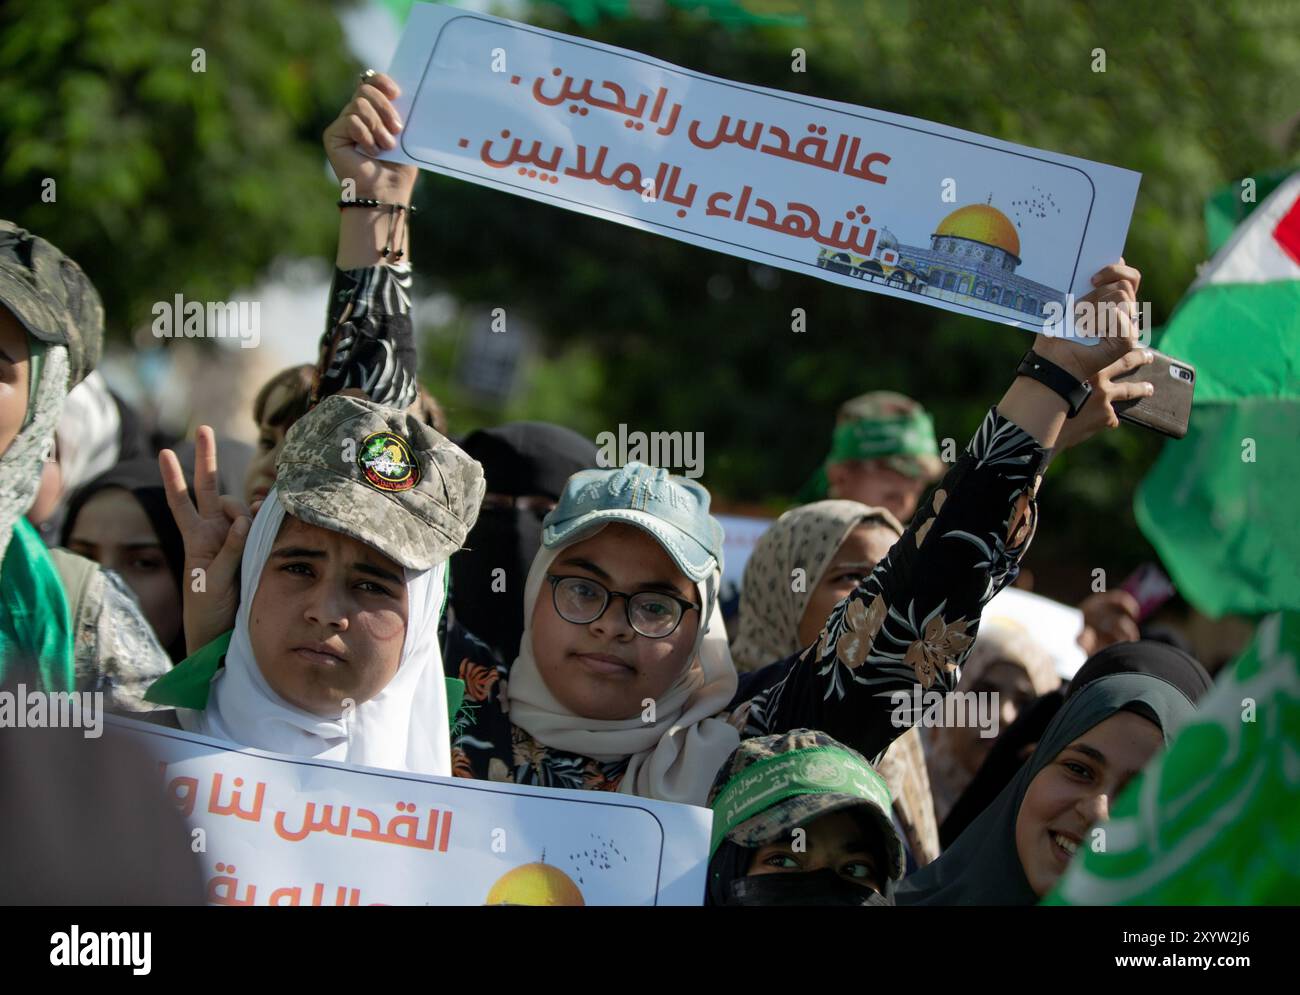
[504,532,740,806]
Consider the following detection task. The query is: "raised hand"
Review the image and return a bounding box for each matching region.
[1077,589,1142,656]
[159,426,250,655]
[1053,348,1156,451]
[323,71,417,204]
[1036,260,1144,382]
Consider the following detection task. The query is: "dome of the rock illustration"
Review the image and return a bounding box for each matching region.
[933,203,1021,258]
[484,862,586,906]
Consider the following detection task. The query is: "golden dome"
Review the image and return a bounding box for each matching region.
[484,862,586,906]
[934,204,1020,258]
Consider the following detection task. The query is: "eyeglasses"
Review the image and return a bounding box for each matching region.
[545,574,700,639]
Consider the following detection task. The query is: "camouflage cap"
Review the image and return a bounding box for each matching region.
[0,221,103,387]
[832,390,944,482]
[707,729,905,881]
[275,394,486,571]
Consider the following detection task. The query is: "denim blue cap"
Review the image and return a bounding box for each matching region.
[541,462,725,582]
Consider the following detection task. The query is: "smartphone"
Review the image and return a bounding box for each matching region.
[1111,350,1196,439]
[1120,562,1176,623]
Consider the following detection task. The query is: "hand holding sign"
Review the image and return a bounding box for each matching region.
[1038,260,1145,382]
[324,71,417,205]
[326,71,419,269]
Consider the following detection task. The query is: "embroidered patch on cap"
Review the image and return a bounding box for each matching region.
[358,431,421,492]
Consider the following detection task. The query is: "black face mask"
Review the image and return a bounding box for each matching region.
[725,869,893,907]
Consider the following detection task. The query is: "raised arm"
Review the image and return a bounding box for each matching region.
[315,71,420,408]
[744,262,1146,760]
[161,75,425,657]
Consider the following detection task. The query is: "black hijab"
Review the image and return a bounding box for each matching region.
[939,640,1213,846]
[449,422,596,663]
[1066,639,1213,702]
[60,457,191,662]
[898,653,1207,905]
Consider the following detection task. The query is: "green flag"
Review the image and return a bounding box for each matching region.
[1135,169,1300,616]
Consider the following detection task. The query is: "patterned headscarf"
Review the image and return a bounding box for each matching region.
[728,501,942,863]
[731,500,903,673]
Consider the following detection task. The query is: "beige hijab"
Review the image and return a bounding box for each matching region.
[731,500,941,864]
[731,500,903,673]
[504,528,741,806]
[923,617,1061,824]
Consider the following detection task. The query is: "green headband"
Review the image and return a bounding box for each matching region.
[827,409,939,465]
[795,408,940,502]
[708,746,893,856]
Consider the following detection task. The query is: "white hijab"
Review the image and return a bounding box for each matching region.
[179,487,452,776]
[505,528,741,806]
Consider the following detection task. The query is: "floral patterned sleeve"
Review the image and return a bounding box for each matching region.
[313,262,418,409]
[741,407,1051,762]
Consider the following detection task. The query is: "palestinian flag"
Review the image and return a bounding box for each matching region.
[1135,169,1300,616]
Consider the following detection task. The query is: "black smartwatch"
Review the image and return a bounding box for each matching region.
[1016,349,1092,417]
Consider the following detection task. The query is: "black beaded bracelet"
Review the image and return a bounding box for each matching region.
[336,198,417,213]
[337,199,416,260]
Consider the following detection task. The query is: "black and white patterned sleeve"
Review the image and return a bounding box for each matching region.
[314,262,418,409]
[741,407,1051,762]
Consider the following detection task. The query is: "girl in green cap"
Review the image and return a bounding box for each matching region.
[705,729,907,905]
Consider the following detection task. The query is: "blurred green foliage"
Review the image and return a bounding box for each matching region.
[0,0,358,332]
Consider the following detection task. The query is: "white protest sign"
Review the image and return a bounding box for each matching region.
[715,513,775,590]
[984,586,1088,680]
[381,3,1140,333]
[109,716,710,906]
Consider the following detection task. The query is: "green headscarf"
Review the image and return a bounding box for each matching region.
[896,671,1198,906]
